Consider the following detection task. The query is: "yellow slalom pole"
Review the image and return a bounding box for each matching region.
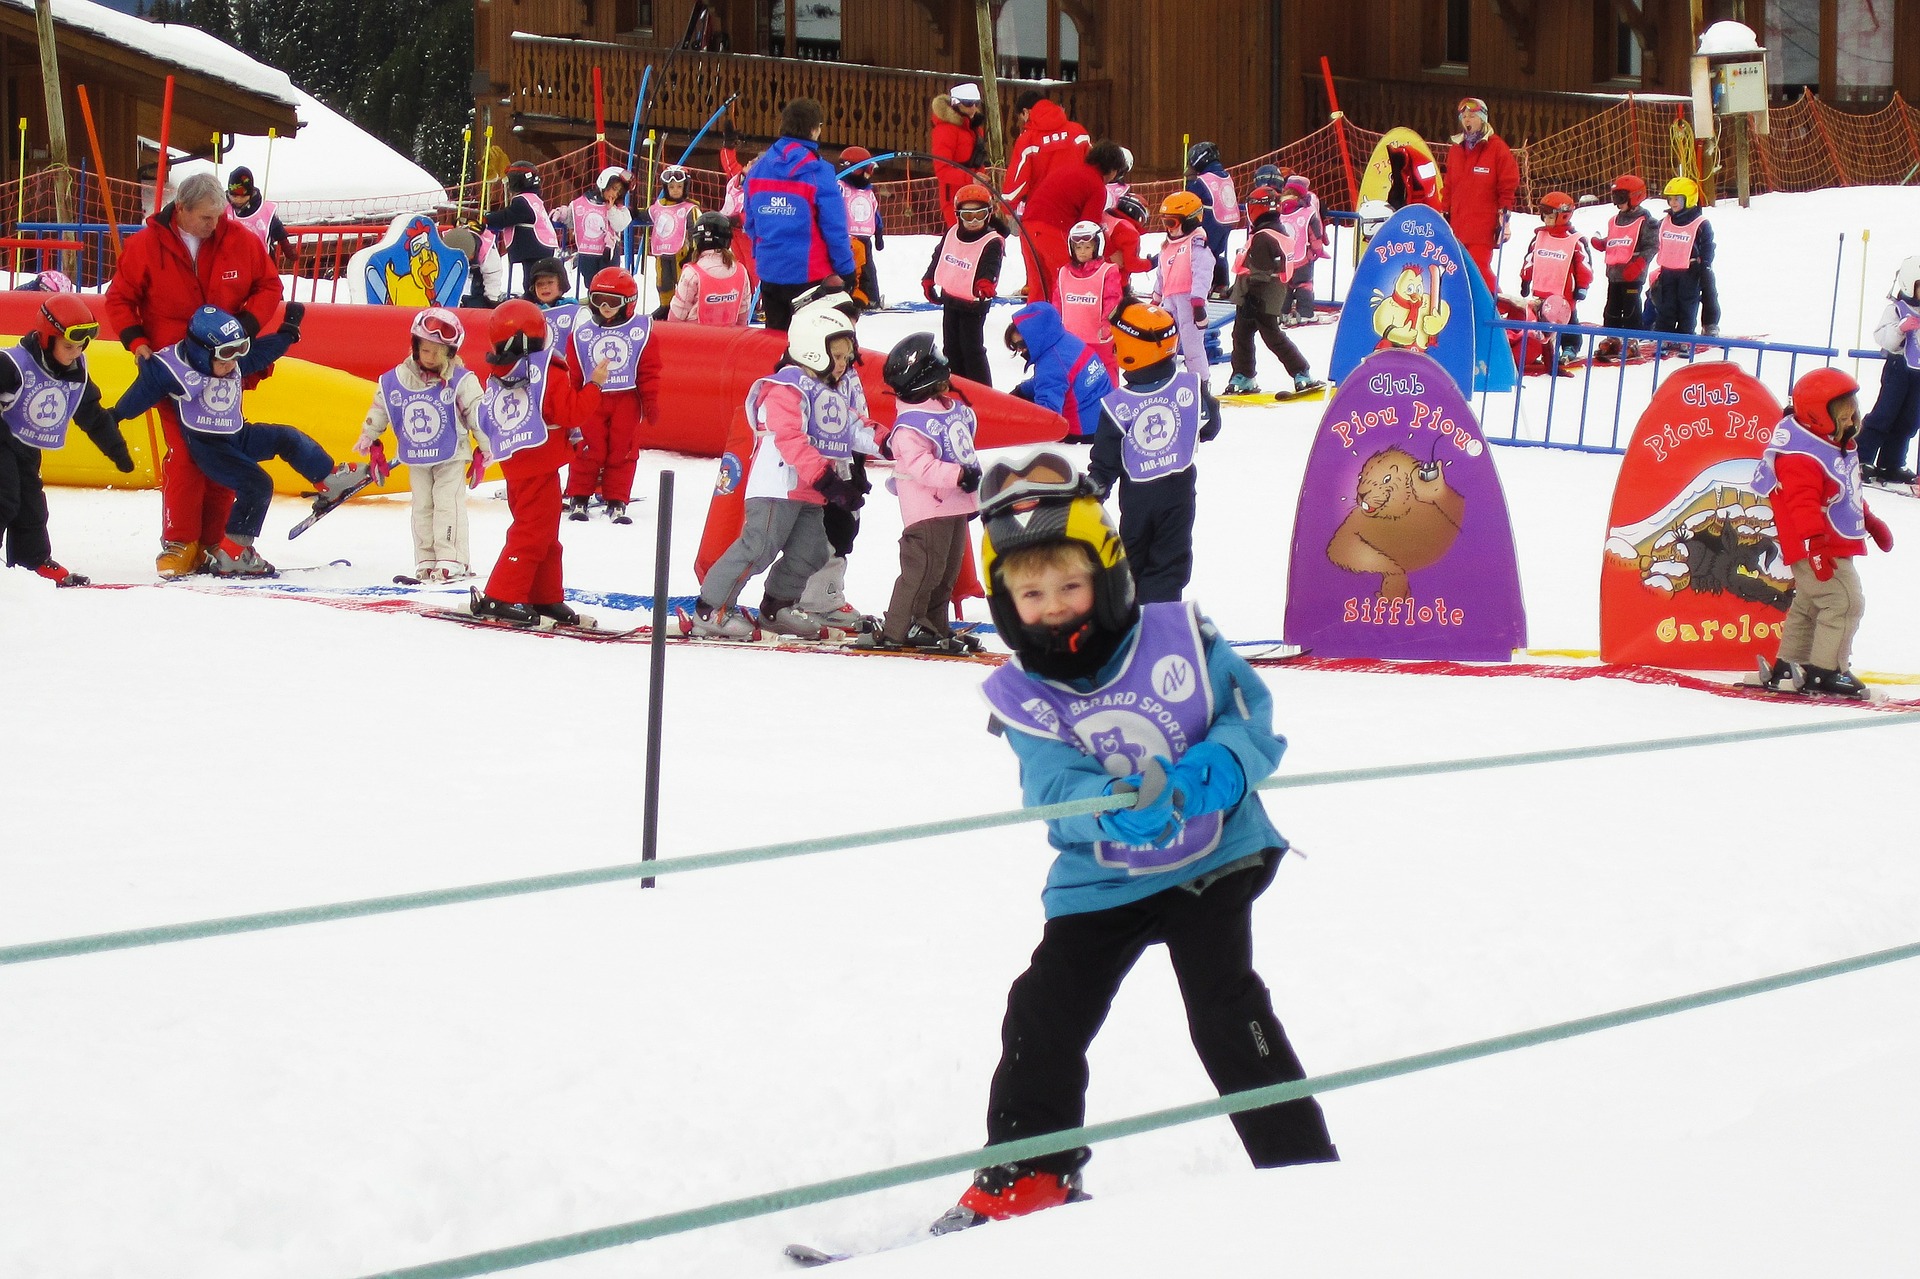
[480,124,495,216]
[212,131,222,166]
[13,118,27,280]
[457,126,472,215]
[263,127,277,189]
[1854,228,1872,380]
[641,127,659,309]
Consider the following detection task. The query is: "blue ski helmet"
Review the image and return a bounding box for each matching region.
[183,305,250,374]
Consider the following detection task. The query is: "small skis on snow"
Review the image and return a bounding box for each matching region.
[1219,381,1330,406]
[1746,654,1885,703]
[1866,477,1920,501]
[418,607,639,641]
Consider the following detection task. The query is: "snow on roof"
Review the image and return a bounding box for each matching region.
[1698,21,1763,56]
[2,0,298,107]
[172,87,449,222]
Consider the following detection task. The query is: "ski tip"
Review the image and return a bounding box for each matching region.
[784,1243,848,1267]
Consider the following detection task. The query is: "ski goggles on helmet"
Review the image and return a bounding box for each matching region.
[978,449,1096,519]
[227,182,252,199]
[208,334,251,362]
[957,207,992,227]
[660,166,690,185]
[46,314,99,347]
[414,310,463,345]
[589,289,632,312]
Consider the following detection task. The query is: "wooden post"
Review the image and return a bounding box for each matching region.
[974,0,1007,170]
[32,0,71,226]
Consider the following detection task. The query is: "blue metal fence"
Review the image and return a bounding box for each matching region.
[12,223,144,291]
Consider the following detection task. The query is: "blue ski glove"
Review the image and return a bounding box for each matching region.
[1099,759,1185,848]
[1161,741,1247,818]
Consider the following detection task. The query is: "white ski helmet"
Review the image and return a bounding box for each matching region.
[788,297,858,374]
[1067,220,1104,255]
[596,166,632,195]
[1893,255,1920,301]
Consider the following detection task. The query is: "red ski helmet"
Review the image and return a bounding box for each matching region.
[486,299,548,367]
[840,145,873,167]
[588,265,640,321]
[37,292,99,348]
[1539,191,1575,225]
[1790,367,1862,443]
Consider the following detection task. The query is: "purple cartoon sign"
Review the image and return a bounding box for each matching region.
[1284,349,1527,660]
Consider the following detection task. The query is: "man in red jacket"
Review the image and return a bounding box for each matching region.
[929,82,987,227]
[1021,141,1132,305]
[1004,91,1091,293]
[1441,98,1519,290]
[105,171,284,577]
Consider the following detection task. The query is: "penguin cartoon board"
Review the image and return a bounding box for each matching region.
[1285,348,1526,660]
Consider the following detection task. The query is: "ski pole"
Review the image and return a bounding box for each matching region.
[640,127,659,309]
[676,94,738,167]
[263,127,278,191]
[12,118,25,280]
[457,126,471,215]
[626,65,651,171]
[1853,228,1871,380]
[1826,230,1844,360]
[479,124,494,217]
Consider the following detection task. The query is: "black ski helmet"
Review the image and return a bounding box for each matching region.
[883,332,952,403]
[506,161,541,195]
[1253,163,1285,190]
[1113,193,1149,228]
[691,211,734,253]
[524,257,569,296]
[1186,140,1220,172]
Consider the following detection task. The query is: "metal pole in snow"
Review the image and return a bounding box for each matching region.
[1826,231,1844,361]
[641,469,676,889]
[1853,228,1871,380]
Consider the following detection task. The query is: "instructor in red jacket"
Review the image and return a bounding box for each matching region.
[105,171,284,577]
[1004,91,1090,295]
[1021,141,1132,305]
[1441,98,1519,290]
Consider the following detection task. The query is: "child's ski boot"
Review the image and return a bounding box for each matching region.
[566,496,591,522]
[929,1159,1091,1235]
[206,534,276,577]
[604,501,632,525]
[1801,666,1871,700]
[1224,373,1260,395]
[533,600,596,629]
[760,600,827,640]
[680,602,760,640]
[156,540,202,579]
[798,555,872,632]
[470,588,539,626]
[1754,654,1801,691]
[33,561,89,587]
[288,462,375,538]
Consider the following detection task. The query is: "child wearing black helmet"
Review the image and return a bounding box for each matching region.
[523,257,572,309]
[669,213,753,326]
[854,333,981,652]
[479,160,562,299]
[1183,140,1239,298]
[930,449,1337,1235]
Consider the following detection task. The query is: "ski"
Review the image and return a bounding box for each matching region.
[1866,478,1920,500]
[1742,654,1888,704]
[784,1243,853,1267]
[160,558,353,583]
[286,472,377,540]
[418,609,640,641]
[1219,382,1330,407]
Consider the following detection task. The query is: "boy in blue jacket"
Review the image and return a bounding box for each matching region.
[931,450,1336,1235]
[744,97,857,331]
[1005,301,1112,444]
[110,303,366,575]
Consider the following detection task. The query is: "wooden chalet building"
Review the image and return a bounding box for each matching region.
[478,0,1920,178]
[1,0,298,192]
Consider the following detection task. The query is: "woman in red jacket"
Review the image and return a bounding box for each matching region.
[103,171,284,577]
[1441,98,1519,290]
[929,83,987,227]
[1755,368,1894,698]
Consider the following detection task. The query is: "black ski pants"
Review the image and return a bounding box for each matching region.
[1602,280,1646,331]
[984,851,1337,1173]
[1117,467,1197,604]
[0,434,52,569]
[1231,303,1310,381]
[942,300,992,388]
[1859,354,1920,475]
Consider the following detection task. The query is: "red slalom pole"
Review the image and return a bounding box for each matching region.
[154,75,175,205]
[1320,56,1360,212]
[592,66,608,171]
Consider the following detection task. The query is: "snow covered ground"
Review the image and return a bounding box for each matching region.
[4,189,1920,1279]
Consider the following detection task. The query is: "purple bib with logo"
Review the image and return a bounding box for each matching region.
[158,345,245,436]
[570,310,649,392]
[982,601,1223,874]
[1107,370,1204,482]
[1,346,85,450]
[891,401,977,466]
[753,365,856,461]
[379,368,472,465]
[1754,416,1866,541]
[478,347,555,462]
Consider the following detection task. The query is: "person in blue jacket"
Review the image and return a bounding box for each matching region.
[1005,301,1112,444]
[929,451,1337,1235]
[744,98,857,331]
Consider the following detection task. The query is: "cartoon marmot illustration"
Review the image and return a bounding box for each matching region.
[1372,265,1450,352]
[1327,447,1466,599]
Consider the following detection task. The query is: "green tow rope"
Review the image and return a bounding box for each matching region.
[3,716,1913,968]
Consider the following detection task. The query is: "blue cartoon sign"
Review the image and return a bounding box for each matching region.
[351,213,470,308]
[1329,206,1481,395]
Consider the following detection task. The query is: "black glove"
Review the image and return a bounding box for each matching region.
[722,124,739,149]
[279,301,305,341]
[873,230,885,251]
[821,274,846,291]
[957,464,982,493]
[633,211,654,230]
[1191,298,1207,324]
[651,303,671,321]
[814,468,863,508]
[108,442,134,473]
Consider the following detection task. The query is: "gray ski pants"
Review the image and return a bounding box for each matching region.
[701,496,832,611]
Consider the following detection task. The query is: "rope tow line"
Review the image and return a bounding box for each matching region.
[4,715,1914,969]
[352,935,1920,1279]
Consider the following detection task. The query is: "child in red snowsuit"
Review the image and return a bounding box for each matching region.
[471,299,607,626]
[562,265,661,526]
[1513,191,1592,375]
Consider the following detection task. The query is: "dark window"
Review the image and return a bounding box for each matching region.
[1445,0,1471,64]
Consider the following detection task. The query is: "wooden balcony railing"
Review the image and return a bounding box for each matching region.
[511,35,1110,161]
[1318,74,1688,146]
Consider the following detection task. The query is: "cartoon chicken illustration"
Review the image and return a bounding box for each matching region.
[1327,447,1466,599]
[1371,265,1450,352]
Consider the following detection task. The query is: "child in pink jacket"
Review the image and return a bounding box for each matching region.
[858,333,982,653]
[1054,220,1124,381]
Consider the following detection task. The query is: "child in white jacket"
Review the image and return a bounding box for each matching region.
[355,307,486,580]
